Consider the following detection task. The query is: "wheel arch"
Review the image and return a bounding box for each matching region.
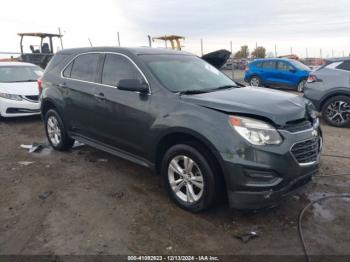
[319,90,350,111]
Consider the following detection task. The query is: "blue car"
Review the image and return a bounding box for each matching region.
[244,58,311,92]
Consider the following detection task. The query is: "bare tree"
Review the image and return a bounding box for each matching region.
[234,45,249,58]
[251,46,266,59]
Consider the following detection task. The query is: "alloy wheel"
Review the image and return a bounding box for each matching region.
[326,100,350,125]
[47,116,62,146]
[250,77,260,87]
[168,155,204,203]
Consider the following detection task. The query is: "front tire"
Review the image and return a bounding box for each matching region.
[44,109,75,150]
[161,144,217,212]
[297,80,306,92]
[321,96,350,127]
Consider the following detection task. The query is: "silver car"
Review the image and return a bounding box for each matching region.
[304,57,350,127]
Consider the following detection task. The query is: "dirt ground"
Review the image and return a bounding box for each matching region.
[0,114,349,258]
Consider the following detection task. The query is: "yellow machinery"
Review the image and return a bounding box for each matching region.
[152,35,185,50]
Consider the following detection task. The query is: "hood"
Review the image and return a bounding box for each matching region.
[0,82,39,96]
[201,49,231,69]
[181,87,310,126]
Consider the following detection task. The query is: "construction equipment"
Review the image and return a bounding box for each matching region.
[152,35,185,50]
[17,32,63,68]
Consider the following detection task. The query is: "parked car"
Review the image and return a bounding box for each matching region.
[0,62,43,118]
[304,57,350,127]
[244,58,311,92]
[40,47,322,212]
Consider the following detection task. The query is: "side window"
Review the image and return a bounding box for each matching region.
[262,61,276,69]
[63,62,73,77]
[70,53,100,82]
[102,54,144,86]
[336,61,350,71]
[277,61,293,71]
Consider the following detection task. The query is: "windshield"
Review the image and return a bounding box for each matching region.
[0,66,43,83]
[140,54,236,93]
[289,60,310,71]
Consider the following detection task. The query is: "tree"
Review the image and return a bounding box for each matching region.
[251,46,266,59]
[234,45,249,59]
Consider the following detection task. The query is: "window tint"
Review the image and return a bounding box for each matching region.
[102,54,144,86]
[70,53,100,82]
[336,61,350,71]
[63,62,73,77]
[277,61,293,71]
[262,61,276,69]
[255,62,263,68]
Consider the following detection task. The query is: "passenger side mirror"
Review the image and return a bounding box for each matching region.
[117,79,149,93]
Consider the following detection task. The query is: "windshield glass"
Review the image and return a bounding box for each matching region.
[0,66,43,83]
[289,60,310,71]
[140,54,236,92]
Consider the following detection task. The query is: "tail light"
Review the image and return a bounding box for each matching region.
[307,74,318,83]
[37,78,43,94]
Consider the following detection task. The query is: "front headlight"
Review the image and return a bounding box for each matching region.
[0,93,23,101]
[229,116,282,145]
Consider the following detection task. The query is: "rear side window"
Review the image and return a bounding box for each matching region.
[262,61,276,69]
[70,53,100,82]
[336,61,350,71]
[102,54,144,86]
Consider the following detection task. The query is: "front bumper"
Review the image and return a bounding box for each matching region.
[0,97,40,117]
[221,125,321,210]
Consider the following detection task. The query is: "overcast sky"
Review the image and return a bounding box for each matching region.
[1,0,350,57]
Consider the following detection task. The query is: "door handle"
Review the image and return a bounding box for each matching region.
[94,92,106,100]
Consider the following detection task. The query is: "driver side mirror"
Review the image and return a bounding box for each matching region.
[117,79,149,93]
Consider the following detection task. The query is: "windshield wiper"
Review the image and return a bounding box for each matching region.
[210,85,237,91]
[179,89,212,95]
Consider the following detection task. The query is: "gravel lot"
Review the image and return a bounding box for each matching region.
[0,105,349,258]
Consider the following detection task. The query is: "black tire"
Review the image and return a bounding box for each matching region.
[249,76,261,87]
[161,144,217,212]
[297,79,306,92]
[321,95,350,127]
[44,109,74,150]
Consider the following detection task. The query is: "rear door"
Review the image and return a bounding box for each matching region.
[261,60,279,85]
[61,53,103,139]
[94,53,151,158]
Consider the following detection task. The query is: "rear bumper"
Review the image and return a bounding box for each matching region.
[0,97,40,117]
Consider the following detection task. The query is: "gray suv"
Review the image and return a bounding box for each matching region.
[304,57,350,127]
[40,47,322,212]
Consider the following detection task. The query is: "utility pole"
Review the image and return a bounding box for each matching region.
[200,39,203,56]
[117,32,120,47]
[290,47,293,54]
[320,49,322,58]
[306,48,308,58]
[274,44,277,57]
[58,27,64,49]
[230,41,233,54]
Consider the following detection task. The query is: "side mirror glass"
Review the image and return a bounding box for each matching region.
[117,79,149,93]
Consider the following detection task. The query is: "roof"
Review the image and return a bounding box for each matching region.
[57,46,193,56]
[0,61,39,67]
[252,58,293,62]
[325,57,350,62]
[153,35,185,41]
[17,32,62,38]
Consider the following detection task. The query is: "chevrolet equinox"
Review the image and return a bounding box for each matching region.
[40,47,322,212]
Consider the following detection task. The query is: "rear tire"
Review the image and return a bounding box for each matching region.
[321,96,350,127]
[44,109,74,150]
[161,144,217,212]
[249,76,261,87]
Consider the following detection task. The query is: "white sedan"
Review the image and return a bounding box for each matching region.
[0,62,43,117]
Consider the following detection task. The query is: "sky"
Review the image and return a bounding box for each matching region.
[1,0,350,58]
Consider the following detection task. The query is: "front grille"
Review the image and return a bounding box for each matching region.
[284,119,312,132]
[24,95,39,102]
[291,137,320,164]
